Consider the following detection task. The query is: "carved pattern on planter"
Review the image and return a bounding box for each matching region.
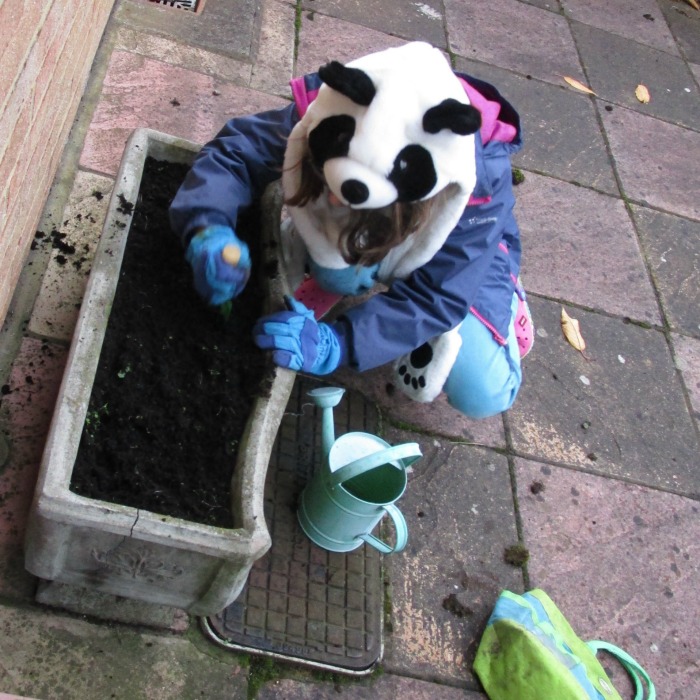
[92,544,184,582]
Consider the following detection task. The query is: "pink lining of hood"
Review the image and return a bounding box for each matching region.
[457,77,517,145]
[290,78,317,118]
[290,76,517,146]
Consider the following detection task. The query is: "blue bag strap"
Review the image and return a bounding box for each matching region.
[587,640,655,700]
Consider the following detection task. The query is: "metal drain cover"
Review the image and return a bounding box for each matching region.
[203,377,384,674]
[148,0,201,11]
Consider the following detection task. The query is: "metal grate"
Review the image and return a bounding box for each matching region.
[148,0,202,12]
[202,376,384,675]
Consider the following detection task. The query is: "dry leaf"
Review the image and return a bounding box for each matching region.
[684,0,699,10]
[562,76,597,96]
[561,307,587,353]
[635,84,651,104]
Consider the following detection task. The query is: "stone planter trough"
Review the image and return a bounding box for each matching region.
[25,128,295,616]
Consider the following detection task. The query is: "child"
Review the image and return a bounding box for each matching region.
[169,42,533,419]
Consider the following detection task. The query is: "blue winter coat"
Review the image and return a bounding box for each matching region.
[169,72,523,372]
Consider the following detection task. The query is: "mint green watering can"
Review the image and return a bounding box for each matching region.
[297,387,422,554]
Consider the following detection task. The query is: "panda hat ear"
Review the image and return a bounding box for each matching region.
[423,98,481,136]
[318,61,376,107]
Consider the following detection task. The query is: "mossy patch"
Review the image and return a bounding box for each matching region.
[247,656,283,699]
[511,168,525,186]
[504,543,530,567]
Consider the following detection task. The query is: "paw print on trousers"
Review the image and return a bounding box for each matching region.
[397,342,433,390]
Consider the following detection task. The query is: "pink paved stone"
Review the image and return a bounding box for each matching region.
[382,444,521,686]
[0,436,44,599]
[673,334,700,417]
[444,0,583,86]
[335,365,505,447]
[0,437,43,547]
[516,172,661,325]
[80,51,287,176]
[517,459,700,699]
[29,171,113,342]
[257,675,485,698]
[295,13,406,77]
[561,0,679,55]
[602,107,700,221]
[114,26,253,87]
[250,0,296,96]
[0,338,67,599]
[2,338,67,440]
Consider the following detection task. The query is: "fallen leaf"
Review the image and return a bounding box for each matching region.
[684,0,699,10]
[562,76,597,96]
[635,84,651,104]
[561,307,587,353]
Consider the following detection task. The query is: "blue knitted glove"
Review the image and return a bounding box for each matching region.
[253,296,342,375]
[185,225,251,305]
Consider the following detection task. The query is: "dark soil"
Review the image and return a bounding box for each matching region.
[69,157,273,528]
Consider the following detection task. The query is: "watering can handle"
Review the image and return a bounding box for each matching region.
[360,504,408,555]
[329,442,422,487]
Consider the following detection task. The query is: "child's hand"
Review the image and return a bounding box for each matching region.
[253,296,342,375]
[185,225,251,305]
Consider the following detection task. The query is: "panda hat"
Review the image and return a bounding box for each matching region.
[283,42,482,277]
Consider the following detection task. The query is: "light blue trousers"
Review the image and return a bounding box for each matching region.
[443,292,522,419]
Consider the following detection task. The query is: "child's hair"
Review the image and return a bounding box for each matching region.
[285,150,446,267]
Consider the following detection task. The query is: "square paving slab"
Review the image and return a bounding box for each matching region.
[295,12,406,77]
[116,0,262,62]
[516,458,700,699]
[301,0,447,48]
[571,22,700,128]
[631,204,700,337]
[561,0,679,54]
[658,0,700,64]
[515,173,660,325]
[444,0,583,86]
[509,297,700,495]
[672,334,700,418]
[204,376,384,674]
[28,171,113,341]
[455,58,618,194]
[601,106,700,221]
[380,429,523,688]
[80,51,286,176]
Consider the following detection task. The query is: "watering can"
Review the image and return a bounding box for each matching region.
[297,387,421,554]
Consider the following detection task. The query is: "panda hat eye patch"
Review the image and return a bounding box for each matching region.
[308,115,356,167]
[389,145,437,202]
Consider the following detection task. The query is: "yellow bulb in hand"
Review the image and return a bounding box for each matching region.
[222,244,241,266]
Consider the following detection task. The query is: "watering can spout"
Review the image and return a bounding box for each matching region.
[308,387,345,461]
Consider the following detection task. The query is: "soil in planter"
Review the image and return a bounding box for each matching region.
[70,157,274,528]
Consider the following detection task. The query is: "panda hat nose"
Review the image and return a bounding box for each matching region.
[324,158,398,209]
[341,179,369,204]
